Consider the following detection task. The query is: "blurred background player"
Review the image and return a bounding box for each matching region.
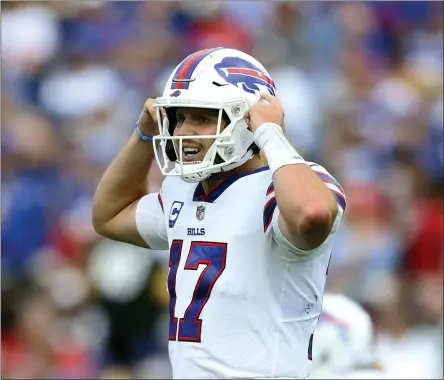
[309,293,385,379]
[1,1,442,379]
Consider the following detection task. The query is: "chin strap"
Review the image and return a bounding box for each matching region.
[181,147,256,183]
[220,142,258,172]
[178,135,260,182]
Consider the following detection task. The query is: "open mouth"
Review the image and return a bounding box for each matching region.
[181,146,202,163]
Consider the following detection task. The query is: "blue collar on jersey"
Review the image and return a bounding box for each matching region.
[193,166,269,203]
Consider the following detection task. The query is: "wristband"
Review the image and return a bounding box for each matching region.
[135,121,153,142]
[253,123,307,174]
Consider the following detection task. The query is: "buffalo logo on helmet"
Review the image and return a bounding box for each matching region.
[214,57,276,96]
[170,90,181,97]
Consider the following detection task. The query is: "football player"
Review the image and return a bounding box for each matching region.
[93,48,346,379]
[309,293,385,379]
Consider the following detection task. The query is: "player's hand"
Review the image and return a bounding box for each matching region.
[137,98,160,137]
[244,93,285,132]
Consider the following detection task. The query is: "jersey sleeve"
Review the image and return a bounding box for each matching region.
[308,162,346,213]
[264,163,345,255]
[135,192,169,250]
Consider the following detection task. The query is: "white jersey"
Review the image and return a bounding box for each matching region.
[310,369,386,379]
[136,163,345,379]
[345,369,386,379]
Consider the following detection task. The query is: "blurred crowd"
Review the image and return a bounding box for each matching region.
[1,1,443,379]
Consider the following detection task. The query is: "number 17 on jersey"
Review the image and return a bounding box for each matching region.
[168,239,228,342]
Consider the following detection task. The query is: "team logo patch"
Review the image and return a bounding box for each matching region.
[214,57,276,96]
[169,201,184,228]
[170,90,181,97]
[196,204,205,221]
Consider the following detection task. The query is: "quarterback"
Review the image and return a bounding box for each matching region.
[93,48,346,379]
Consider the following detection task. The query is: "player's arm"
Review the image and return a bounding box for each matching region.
[273,164,339,250]
[92,98,166,249]
[248,93,339,251]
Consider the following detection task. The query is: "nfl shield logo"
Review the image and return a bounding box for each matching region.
[196,205,205,221]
